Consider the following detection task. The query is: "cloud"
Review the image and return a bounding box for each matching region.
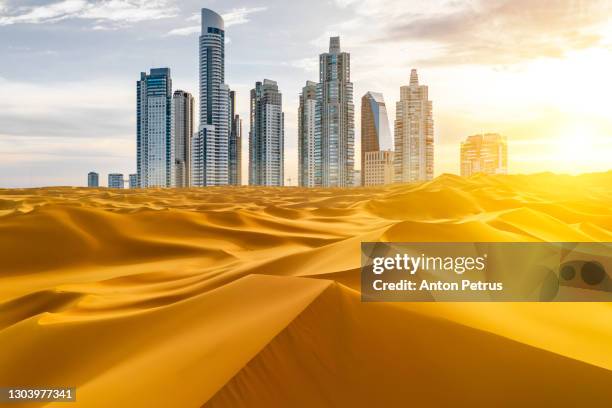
[166,25,198,36]
[0,78,133,139]
[167,6,266,36]
[0,0,177,26]
[285,57,318,73]
[332,0,611,66]
[223,7,266,27]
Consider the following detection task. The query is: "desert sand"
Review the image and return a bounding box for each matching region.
[1,172,612,407]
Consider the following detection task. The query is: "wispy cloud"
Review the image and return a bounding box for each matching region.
[0,0,177,26]
[167,6,266,36]
[285,57,318,73]
[166,25,198,36]
[223,6,266,27]
[331,0,611,66]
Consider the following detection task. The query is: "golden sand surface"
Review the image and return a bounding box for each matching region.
[1,172,612,407]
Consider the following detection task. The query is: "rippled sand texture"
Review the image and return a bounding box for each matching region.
[1,172,612,407]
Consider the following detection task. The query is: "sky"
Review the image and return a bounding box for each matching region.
[0,0,611,187]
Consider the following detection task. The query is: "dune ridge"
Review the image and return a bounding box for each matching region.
[1,172,612,407]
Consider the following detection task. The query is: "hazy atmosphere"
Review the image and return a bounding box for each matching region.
[1,0,611,187]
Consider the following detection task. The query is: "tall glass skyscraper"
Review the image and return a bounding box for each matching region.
[194,8,229,186]
[361,91,392,185]
[228,90,242,186]
[317,37,354,187]
[298,81,318,187]
[249,79,284,186]
[394,69,433,183]
[136,68,174,188]
[173,90,194,187]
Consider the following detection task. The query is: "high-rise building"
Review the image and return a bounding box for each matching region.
[228,90,242,186]
[191,125,210,187]
[108,173,124,189]
[173,90,194,187]
[195,8,229,186]
[317,37,355,187]
[361,91,393,186]
[353,170,361,187]
[249,79,284,186]
[129,173,138,189]
[298,81,318,187]
[460,133,508,177]
[364,150,395,186]
[394,69,433,183]
[87,172,99,187]
[137,68,174,188]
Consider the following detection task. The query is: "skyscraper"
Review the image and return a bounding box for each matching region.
[228,90,242,186]
[195,8,229,186]
[364,151,395,186]
[317,36,354,187]
[87,172,99,188]
[108,173,124,189]
[173,90,194,188]
[394,69,433,183]
[249,79,284,186]
[129,173,138,189]
[298,81,318,187]
[137,68,174,188]
[460,133,508,177]
[361,91,393,186]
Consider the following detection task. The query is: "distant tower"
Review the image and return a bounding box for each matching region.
[196,8,229,186]
[108,173,124,189]
[364,151,395,186]
[249,79,284,186]
[298,81,318,187]
[137,68,174,188]
[361,92,393,186]
[173,90,194,187]
[394,69,433,183]
[460,133,508,176]
[317,37,354,187]
[87,172,99,187]
[228,90,242,185]
[129,173,138,189]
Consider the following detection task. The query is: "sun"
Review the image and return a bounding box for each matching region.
[552,123,609,173]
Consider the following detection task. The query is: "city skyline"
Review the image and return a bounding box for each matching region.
[1,0,611,187]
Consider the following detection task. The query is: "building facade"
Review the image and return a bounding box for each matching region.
[228,90,242,186]
[361,91,393,186]
[298,81,318,187]
[173,90,194,187]
[108,173,124,189]
[364,150,395,186]
[317,37,355,187]
[87,172,99,188]
[460,133,508,176]
[136,68,174,188]
[394,69,433,183]
[249,79,284,186]
[129,173,138,189]
[352,170,361,187]
[196,8,229,186]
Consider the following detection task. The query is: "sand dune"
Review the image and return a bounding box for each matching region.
[1,172,612,407]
